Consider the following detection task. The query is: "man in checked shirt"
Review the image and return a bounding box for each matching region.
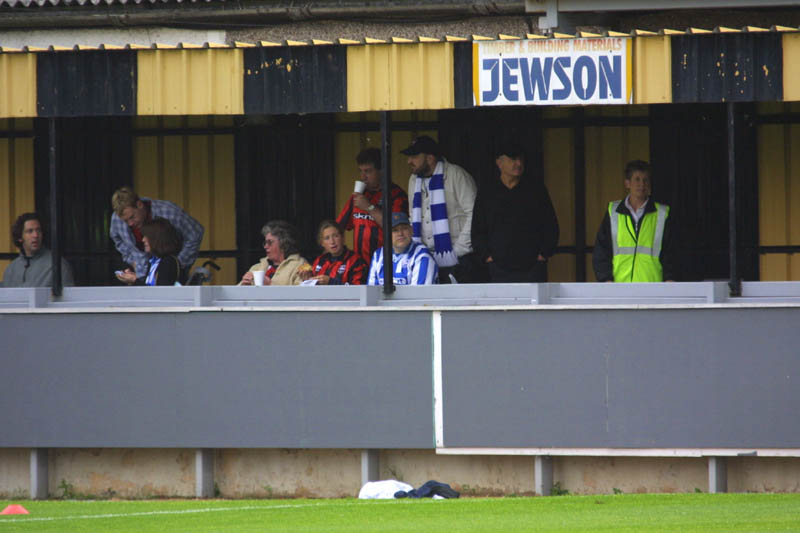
[336,148,409,265]
[110,186,204,283]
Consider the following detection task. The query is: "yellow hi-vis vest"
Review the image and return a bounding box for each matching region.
[609,201,669,282]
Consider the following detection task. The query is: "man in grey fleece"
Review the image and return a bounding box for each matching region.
[2,212,74,288]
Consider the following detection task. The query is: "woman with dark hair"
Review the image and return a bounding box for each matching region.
[116,218,183,286]
[239,220,310,286]
[307,220,367,285]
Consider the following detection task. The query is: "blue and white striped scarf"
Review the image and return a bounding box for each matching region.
[145,256,162,286]
[411,161,458,267]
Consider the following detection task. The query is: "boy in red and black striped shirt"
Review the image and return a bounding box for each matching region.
[309,220,368,285]
[337,148,409,265]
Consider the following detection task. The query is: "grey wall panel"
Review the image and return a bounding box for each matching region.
[4,305,800,450]
[0,311,433,448]
[441,308,800,448]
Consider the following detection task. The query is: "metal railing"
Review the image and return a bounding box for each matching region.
[3,282,800,310]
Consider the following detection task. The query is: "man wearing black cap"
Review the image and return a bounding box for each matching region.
[401,135,478,283]
[471,143,559,283]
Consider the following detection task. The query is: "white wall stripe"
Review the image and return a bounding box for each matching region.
[433,310,444,448]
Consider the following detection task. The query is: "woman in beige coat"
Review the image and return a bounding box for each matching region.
[239,220,310,286]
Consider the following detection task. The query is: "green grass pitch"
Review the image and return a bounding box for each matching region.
[2,493,800,532]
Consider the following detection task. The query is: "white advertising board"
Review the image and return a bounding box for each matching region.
[473,38,632,106]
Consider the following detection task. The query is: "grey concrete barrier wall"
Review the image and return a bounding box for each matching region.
[3,303,800,451]
[0,311,434,448]
[441,307,800,448]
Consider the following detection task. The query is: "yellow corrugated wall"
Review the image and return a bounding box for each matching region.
[347,43,454,111]
[137,49,244,116]
[132,116,237,284]
[583,107,651,281]
[542,122,575,282]
[633,36,672,105]
[757,103,800,281]
[0,119,35,280]
[0,54,36,118]
[783,33,800,102]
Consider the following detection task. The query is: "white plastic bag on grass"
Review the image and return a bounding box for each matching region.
[358,480,414,499]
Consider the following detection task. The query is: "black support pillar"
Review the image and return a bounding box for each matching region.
[380,111,395,295]
[573,109,586,282]
[727,102,741,296]
[48,118,62,297]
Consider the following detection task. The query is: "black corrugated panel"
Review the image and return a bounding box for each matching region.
[649,103,759,281]
[244,46,346,115]
[34,117,133,286]
[453,42,473,109]
[439,106,544,191]
[37,51,136,117]
[235,114,336,276]
[672,33,782,103]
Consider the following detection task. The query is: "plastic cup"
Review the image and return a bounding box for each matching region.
[354,181,366,194]
[252,270,266,286]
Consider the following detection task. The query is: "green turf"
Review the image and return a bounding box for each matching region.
[1,494,799,532]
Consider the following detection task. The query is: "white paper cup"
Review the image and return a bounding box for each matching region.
[252,270,266,286]
[354,181,366,194]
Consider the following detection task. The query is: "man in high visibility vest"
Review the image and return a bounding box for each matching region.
[592,160,676,282]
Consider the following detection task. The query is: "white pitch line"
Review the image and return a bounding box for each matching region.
[0,500,406,523]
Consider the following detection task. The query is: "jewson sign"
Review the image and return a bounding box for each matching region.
[473,38,632,106]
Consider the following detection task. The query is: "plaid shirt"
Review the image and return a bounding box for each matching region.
[111,198,204,277]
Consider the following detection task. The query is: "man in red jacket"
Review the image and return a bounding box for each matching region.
[337,147,408,265]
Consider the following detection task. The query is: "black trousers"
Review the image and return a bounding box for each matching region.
[437,253,489,284]
[488,261,548,283]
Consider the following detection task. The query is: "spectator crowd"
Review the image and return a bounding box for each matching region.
[2,136,676,288]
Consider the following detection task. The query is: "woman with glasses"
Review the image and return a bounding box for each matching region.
[239,220,310,286]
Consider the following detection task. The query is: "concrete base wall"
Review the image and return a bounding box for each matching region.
[46,449,196,499]
[48,449,196,499]
[727,457,800,493]
[380,451,536,496]
[556,457,708,494]
[4,449,800,498]
[215,449,362,498]
[0,448,29,499]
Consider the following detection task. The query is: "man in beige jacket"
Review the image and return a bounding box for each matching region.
[403,135,478,283]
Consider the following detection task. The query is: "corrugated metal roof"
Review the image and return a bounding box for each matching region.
[1,25,798,118]
[0,0,221,6]
[0,26,797,52]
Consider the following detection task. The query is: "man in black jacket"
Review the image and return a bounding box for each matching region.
[471,143,559,283]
